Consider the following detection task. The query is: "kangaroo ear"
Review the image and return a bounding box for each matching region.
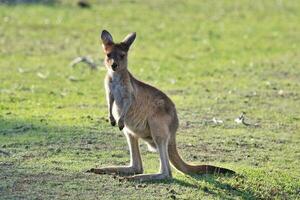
[101,30,114,52]
[101,30,114,44]
[122,32,136,50]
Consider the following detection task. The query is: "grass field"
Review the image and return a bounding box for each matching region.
[0,0,300,199]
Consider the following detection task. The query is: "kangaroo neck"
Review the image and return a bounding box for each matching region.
[109,68,131,83]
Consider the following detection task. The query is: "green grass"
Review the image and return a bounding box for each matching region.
[0,0,300,199]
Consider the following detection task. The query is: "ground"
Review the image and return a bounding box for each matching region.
[0,0,299,199]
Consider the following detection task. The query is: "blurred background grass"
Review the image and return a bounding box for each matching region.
[0,0,299,199]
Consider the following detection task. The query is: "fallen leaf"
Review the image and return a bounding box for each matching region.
[278,90,284,96]
[212,117,223,124]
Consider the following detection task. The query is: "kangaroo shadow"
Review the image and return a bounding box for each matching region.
[193,174,256,199]
[142,173,256,200]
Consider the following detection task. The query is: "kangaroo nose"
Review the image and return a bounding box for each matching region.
[111,62,118,70]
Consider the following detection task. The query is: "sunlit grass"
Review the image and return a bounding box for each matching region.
[0,0,299,199]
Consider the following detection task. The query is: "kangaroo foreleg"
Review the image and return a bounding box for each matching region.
[117,95,132,130]
[105,85,116,126]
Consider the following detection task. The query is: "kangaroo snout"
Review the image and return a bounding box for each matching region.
[111,62,118,71]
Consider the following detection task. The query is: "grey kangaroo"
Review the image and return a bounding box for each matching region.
[87,30,234,181]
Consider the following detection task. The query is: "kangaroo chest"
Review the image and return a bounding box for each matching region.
[108,73,135,114]
[110,79,129,108]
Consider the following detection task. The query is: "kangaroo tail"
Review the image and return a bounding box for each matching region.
[168,136,235,175]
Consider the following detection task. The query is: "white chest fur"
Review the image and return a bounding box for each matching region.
[110,74,127,107]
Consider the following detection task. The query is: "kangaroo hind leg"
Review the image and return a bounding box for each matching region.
[127,118,172,181]
[87,131,143,176]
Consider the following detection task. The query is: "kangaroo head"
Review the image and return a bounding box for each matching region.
[101,30,136,72]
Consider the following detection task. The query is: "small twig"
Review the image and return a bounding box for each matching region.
[70,56,97,70]
[0,149,10,156]
[37,72,49,79]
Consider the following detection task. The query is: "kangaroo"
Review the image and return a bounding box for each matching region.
[87,30,235,181]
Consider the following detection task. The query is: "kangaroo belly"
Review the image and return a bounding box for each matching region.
[112,102,151,138]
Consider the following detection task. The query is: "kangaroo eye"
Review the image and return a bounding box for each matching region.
[120,53,125,59]
[107,53,112,58]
